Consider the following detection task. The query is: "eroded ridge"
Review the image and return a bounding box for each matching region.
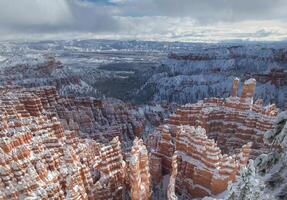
[0,87,128,199]
[148,125,251,199]
[166,78,277,157]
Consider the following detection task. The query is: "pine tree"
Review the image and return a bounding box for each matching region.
[225,160,265,200]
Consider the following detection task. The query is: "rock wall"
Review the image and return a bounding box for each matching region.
[0,85,146,150]
[166,78,277,157]
[0,87,128,199]
[245,68,287,87]
[146,78,276,199]
[167,153,178,200]
[148,125,251,199]
[129,138,151,200]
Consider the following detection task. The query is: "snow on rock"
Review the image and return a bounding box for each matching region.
[128,138,151,200]
[254,110,287,200]
[0,86,128,199]
[147,124,252,199]
[136,44,287,109]
[165,78,277,158]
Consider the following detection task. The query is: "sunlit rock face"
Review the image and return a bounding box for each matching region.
[167,153,178,200]
[128,138,151,200]
[146,78,277,199]
[148,125,251,199]
[0,86,128,199]
[1,85,146,149]
[166,78,278,157]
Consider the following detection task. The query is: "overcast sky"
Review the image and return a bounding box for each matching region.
[0,0,287,42]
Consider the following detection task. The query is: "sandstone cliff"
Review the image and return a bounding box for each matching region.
[166,78,277,157]
[0,87,127,199]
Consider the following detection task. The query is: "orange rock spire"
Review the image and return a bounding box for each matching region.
[166,78,277,157]
[241,78,256,99]
[129,138,151,200]
[231,77,240,97]
[148,125,251,199]
[0,86,128,199]
[167,153,178,200]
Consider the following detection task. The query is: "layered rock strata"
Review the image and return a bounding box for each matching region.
[146,78,277,199]
[245,68,287,87]
[129,138,151,200]
[0,88,127,199]
[148,125,251,199]
[0,85,146,149]
[167,153,178,200]
[166,78,277,157]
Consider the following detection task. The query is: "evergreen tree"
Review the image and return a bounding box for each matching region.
[225,160,265,200]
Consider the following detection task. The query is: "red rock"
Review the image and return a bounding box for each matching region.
[245,68,287,86]
[0,87,129,199]
[128,138,151,200]
[167,153,178,200]
[147,78,276,199]
[165,78,277,157]
[148,125,251,199]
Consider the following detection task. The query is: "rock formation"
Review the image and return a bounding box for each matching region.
[146,78,277,199]
[0,87,128,199]
[166,78,277,157]
[245,68,287,87]
[148,125,251,199]
[231,78,240,97]
[0,85,148,150]
[0,77,280,199]
[129,138,151,200]
[167,153,178,200]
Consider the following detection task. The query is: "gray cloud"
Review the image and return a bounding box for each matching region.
[0,0,286,41]
[0,0,120,34]
[117,0,287,23]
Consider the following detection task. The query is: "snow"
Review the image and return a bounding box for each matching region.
[0,55,6,62]
[244,78,256,85]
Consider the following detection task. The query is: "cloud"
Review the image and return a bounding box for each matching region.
[115,0,287,23]
[0,0,72,30]
[0,0,120,34]
[115,16,287,42]
[0,0,286,41]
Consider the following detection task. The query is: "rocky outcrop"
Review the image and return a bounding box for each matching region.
[146,78,277,199]
[92,137,127,199]
[129,138,151,200]
[0,85,148,150]
[137,45,287,109]
[167,153,178,200]
[148,125,251,199]
[166,78,277,157]
[246,68,287,87]
[0,87,128,199]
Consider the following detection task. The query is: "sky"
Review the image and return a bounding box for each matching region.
[0,0,287,42]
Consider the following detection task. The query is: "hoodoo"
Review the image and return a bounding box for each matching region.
[148,125,251,198]
[129,138,151,200]
[0,86,128,199]
[147,78,278,199]
[0,77,281,199]
[165,78,277,157]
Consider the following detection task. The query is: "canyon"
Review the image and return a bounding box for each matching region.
[1,41,287,109]
[0,40,286,199]
[146,78,277,199]
[0,85,152,199]
[165,78,277,157]
[0,76,279,199]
